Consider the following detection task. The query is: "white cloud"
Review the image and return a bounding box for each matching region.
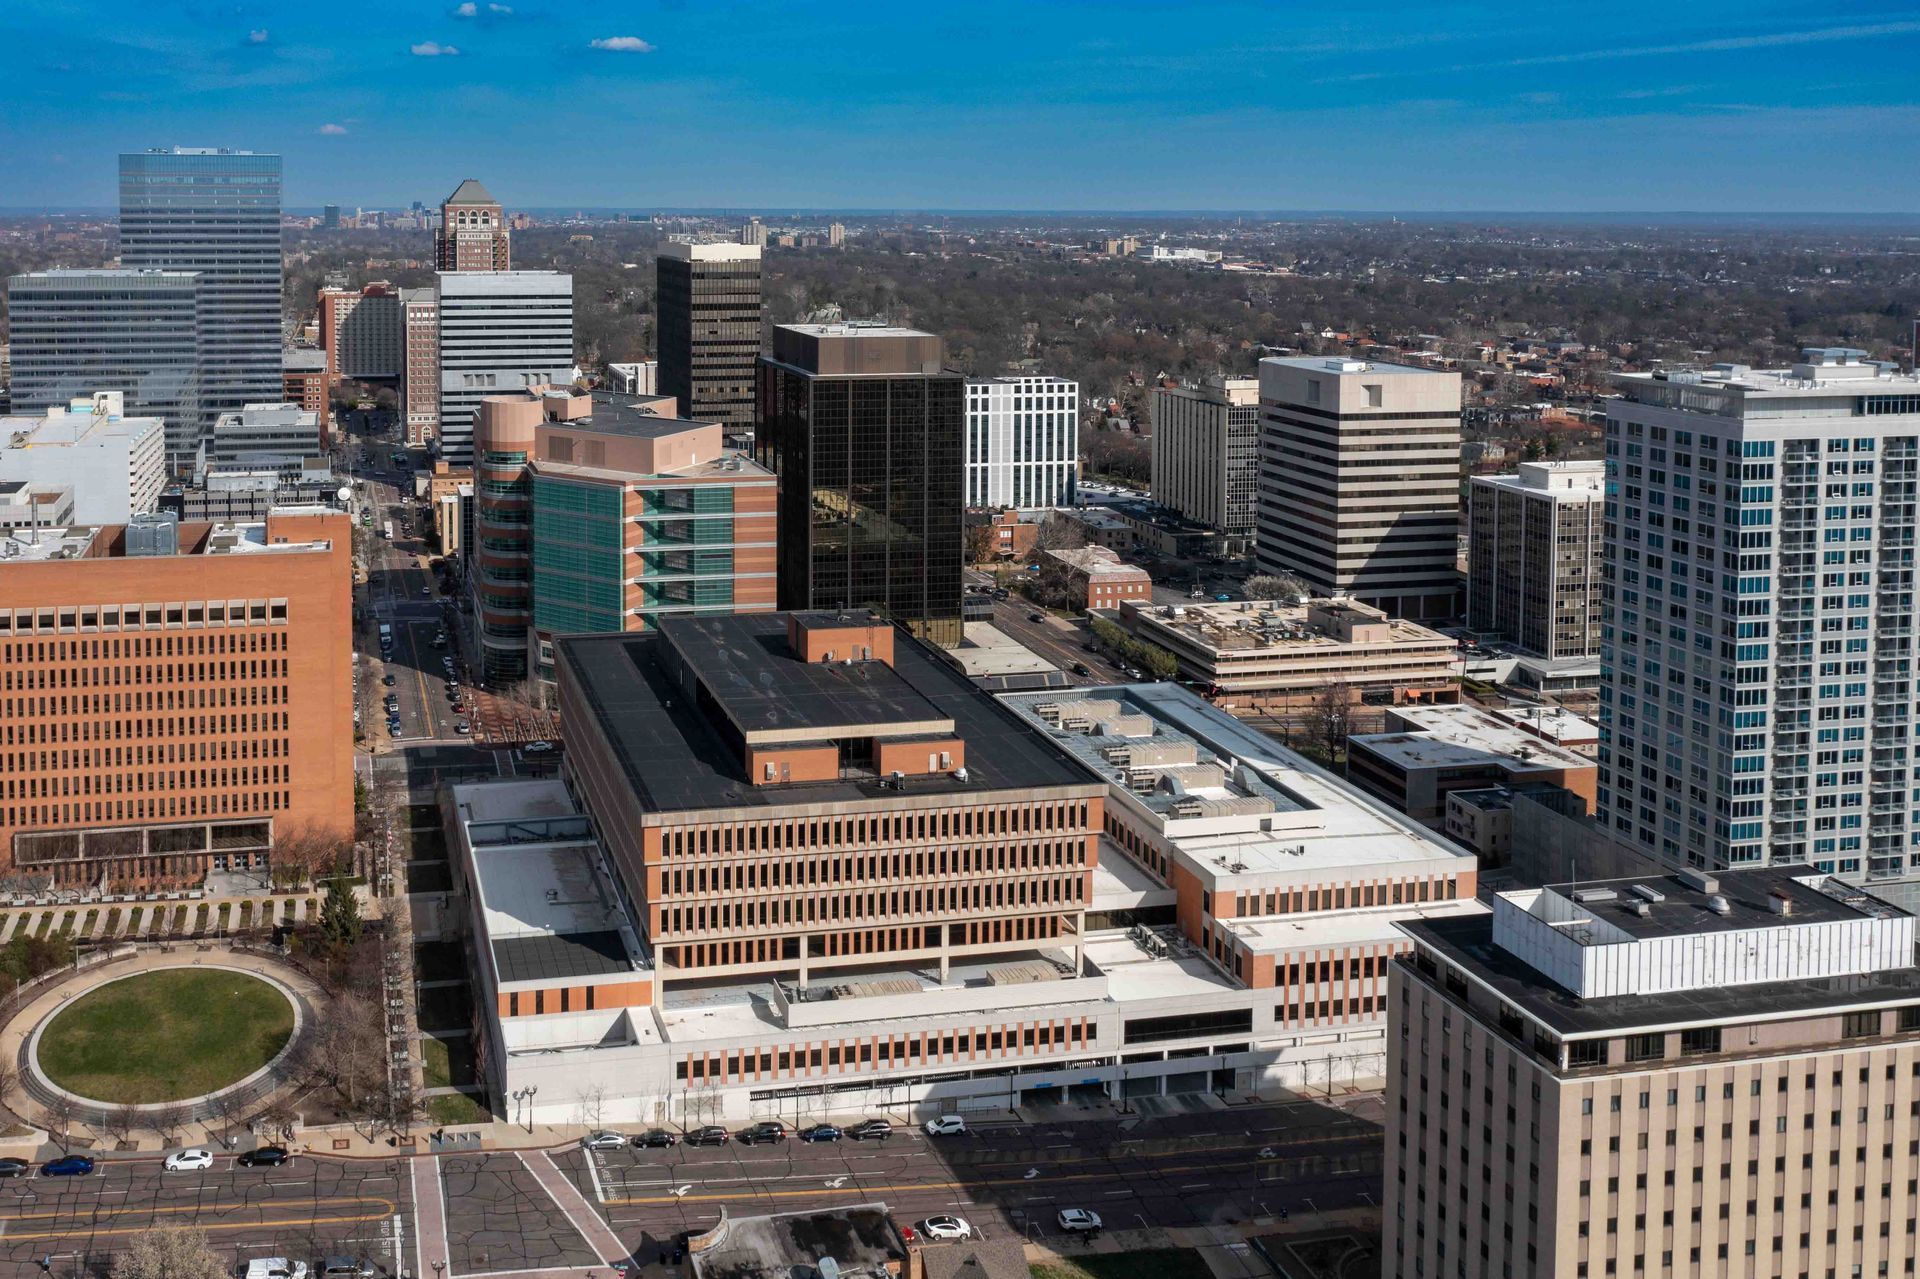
[247,29,268,44]
[454,3,511,16]
[490,3,512,12]
[454,2,476,14]
[410,41,460,56]
[590,36,654,53]
[318,123,348,135]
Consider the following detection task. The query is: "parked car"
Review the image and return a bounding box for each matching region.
[919,1215,973,1241]
[581,1131,627,1150]
[1057,1208,1103,1232]
[736,1121,787,1145]
[0,1158,29,1178]
[41,1155,94,1177]
[923,1115,967,1137]
[320,1259,375,1279]
[632,1129,677,1149]
[454,722,471,735]
[1214,593,1233,602]
[382,674,397,687]
[238,1146,291,1168]
[800,1124,842,1143]
[686,1125,729,1147]
[242,1260,307,1279]
[163,1148,214,1172]
[522,740,555,754]
[848,1119,893,1141]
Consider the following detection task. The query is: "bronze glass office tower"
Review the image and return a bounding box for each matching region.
[656,242,761,439]
[756,323,964,647]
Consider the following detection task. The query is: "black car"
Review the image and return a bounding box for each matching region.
[848,1119,893,1141]
[1027,612,1045,623]
[686,1125,729,1147]
[800,1124,842,1143]
[0,1158,28,1177]
[238,1146,291,1167]
[382,674,397,687]
[736,1121,787,1145]
[632,1129,678,1149]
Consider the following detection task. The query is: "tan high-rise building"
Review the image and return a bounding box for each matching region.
[1467,460,1604,660]
[1388,864,1920,1279]
[437,179,511,272]
[401,288,439,446]
[1151,375,1261,555]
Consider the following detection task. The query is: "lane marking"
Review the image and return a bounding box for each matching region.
[0,1197,398,1244]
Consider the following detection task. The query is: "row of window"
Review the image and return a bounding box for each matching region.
[657,801,1093,858]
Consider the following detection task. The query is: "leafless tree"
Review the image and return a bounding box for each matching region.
[1244,572,1311,602]
[572,1083,607,1132]
[204,1090,243,1149]
[104,1102,141,1149]
[254,1098,299,1146]
[110,1226,228,1279]
[0,1059,20,1113]
[270,824,353,893]
[375,1074,430,1139]
[42,1093,80,1151]
[149,1100,189,1146]
[1301,678,1355,765]
[306,993,387,1115]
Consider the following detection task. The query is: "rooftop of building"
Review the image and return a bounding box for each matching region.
[1062,506,1130,530]
[1043,545,1147,578]
[7,267,200,285]
[1616,348,1920,402]
[442,178,499,206]
[1100,497,1220,536]
[1261,354,1451,377]
[1349,704,1594,773]
[1533,863,1900,943]
[559,613,1096,814]
[944,621,1062,681]
[1484,701,1599,746]
[1121,597,1457,654]
[281,347,327,372]
[1472,460,1606,497]
[966,374,1077,388]
[0,511,339,564]
[688,1204,902,1279]
[776,321,933,340]
[2,398,164,446]
[660,240,761,261]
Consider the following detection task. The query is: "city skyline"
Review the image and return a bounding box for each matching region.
[2,2,1919,212]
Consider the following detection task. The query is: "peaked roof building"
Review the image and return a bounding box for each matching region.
[437,178,511,272]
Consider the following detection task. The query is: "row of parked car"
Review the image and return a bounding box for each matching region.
[0,1145,294,1179]
[583,1115,920,1150]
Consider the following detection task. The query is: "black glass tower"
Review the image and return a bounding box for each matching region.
[657,242,762,442]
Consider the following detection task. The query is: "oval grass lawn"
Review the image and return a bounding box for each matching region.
[37,969,294,1104]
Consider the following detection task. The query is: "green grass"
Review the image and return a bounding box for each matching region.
[428,1091,490,1125]
[37,969,294,1104]
[1029,1251,1214,1279]
[419,1036,476,1090]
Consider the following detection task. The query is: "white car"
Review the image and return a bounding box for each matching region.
[1057,1208,1103,1232]
[243,1261,308,1279]
[923,1115,967,1136]
[164,1148,214,1172]
[919,1215,973,1241]
[522,740,554,754]
[581,1130,626,1150]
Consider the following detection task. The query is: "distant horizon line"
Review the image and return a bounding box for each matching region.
[2,206,1918,227]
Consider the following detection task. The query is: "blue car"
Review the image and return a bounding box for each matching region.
[41,1155,94,1177]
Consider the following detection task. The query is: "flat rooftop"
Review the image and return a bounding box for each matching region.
[1617,351,1920,403]
[946,622,1061,679]
[777,322,933,339]
[1229,898,1486,953]
[1127,599,1456,654]
[1351,704,1593,772]
[1262,354,1451,376]
[1538,864,1901,943]
[568,391,711,439]
[559,618,1094,813]
[689,1204,902,1279]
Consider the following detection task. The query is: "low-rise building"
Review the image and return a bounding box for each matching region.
[1345,702,1597,822]
[163,464,342,521]
[605,360,659,397]
[0,392,167,524]
[940,621,1068,692]
[1109,597,1460,709]
[1103,497,1227,560]
[0,481,74,531]
[1041,544,1151,612]
[203,402,322,471]
[965,507,1048,563]
[1055,505,1132,552]
[1389,866,1920,1279]
[280,348,329,433]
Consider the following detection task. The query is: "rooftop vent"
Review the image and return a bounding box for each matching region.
[1571,888,1617,904]
[1628,883,1666,904]
[1628,899,1651,918]
[1677,869,1719,895]
[1768,892,1794,917]
[1708,894,1732,916]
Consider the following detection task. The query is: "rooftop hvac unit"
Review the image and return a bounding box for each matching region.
[1708,894,1732,916]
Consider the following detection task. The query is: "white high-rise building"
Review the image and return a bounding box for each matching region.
[963,375,1078,509]
[435,271,574,465]
[1467,460,1605,660]
[1151,375,1261,555]
[1600,348,1920,901]
[0,392,166,523]
[1255,356,1461,621]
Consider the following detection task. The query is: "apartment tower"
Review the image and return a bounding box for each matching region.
[756,322,965,647]
[437,179,511,272]
[1151,374,1261,555]
[964,375,1079,509]
[1255,356,1462,620]
[1467,460,1605,659]
[656,242,763,442]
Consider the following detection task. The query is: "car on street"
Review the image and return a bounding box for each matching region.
[918,1216,973,1241]
[163,1148,214,1172]
[1214,593,1233,602]
[848,1119,893,1141]
[388,723,403,738]
[238,1146,291,1167]
[321,1258,375,1279]
[454,721,471,735]
[923,1115,967,1136]
[1071,662,1091,676]
[41,1155,94,1177]
[1027,612,1045,623]
[632,1129,677,1148]
[686,1125,730,1147]
[422,586,432,596]
[522,740,554,754]
[0,1158,28,1178]
[736,1121,787,1145]
[243,1261,308,1279]
[1057,1208,1103,1232]
[581,1130,627,1150]
[382,674,397,687]
[800,1123,842,1143]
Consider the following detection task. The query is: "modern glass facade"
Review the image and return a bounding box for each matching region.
[531,476,624,636]
[118,149,281,468]
[657,244,762,436]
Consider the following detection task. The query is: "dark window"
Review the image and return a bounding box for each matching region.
[1680,1027,1722,1056]
[1125,1009,1253,1045]
[1625,1033,1665,1062]
[1843,1011,1882,1039]
[1567,1040,1608,1068]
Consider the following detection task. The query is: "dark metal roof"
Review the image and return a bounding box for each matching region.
[492,930,630,983]
[443,178,498,206]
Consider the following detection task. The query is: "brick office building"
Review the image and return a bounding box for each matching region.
[0,507,353,886]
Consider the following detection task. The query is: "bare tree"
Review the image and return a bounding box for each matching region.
[0,1059,20,1113]
[204,1090,243,1149]
[1300,678,1355,765]
[305,993,386,1116]
[110,1226,228,1279]
[42,1093,80,1152]
[1244,571,1311,602]
[573,1083,607,1132]
[104,1102,141,1149]
[149,1100,189,1147]
[253,1098,299,1146]
[270,824,353,894]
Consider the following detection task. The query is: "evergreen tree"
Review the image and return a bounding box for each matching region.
[320,876,362,948]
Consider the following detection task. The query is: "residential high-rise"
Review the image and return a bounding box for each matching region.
[436,179,511,272]
[318,281,403,381]
[1467,460,1605,659]
[118,148,282,454]
[0,508,353,887]
[0,392,166,523]
[1599,349,1920,896]
[964,375,1079,509]
[321,205,340,230]
[1254,356,1461,621]
[435,270,574,466]
[1150,374,1261,555]
[6,269,203,471]
[828,222,845,247]
[1388,864,1920,1279]
[400,288,439,446]
[739,217,767,247]
[656,242,762,440]
[756,322,964,647]
[469,384,776,684]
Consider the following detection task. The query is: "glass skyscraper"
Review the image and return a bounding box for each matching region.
[118,148,282,468]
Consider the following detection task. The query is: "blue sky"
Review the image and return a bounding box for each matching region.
[3,1,1919,212]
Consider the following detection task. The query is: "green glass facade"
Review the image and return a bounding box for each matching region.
[532,477,624,636]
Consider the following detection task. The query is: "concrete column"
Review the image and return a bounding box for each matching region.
[798,933,809,989]
[939,921,950,984]
[1073,911,1086,976]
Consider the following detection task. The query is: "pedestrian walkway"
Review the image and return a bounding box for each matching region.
[412,1154,449,1276]
[520,1150,632,1265]
[0,893,328,946]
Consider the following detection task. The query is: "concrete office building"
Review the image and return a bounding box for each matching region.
[964,375,1079,509]
[0,482,75,532]
[1345,703,1598,822]
[757,323,965,647]
[281,347,328,427]
[1254,356,1462,620]
[1600,350,1920,900]
[163,469,342,522]
[1109,597,1459,708]
[118,148,282,447]
[657,243,762,441]
[1468,460,1605,660]
[606,361,659,397]
[319,281,403,381]
[5,269,202,471]
[0,508,353,886]
[401,288,440,446]
[0,393,166,524]
[204,403,322,470]
[469,384,776,684]
[437,179,511,272]
[1388,864,1920,1279]
[435,271,574,466]
[1150,375,1261,555]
